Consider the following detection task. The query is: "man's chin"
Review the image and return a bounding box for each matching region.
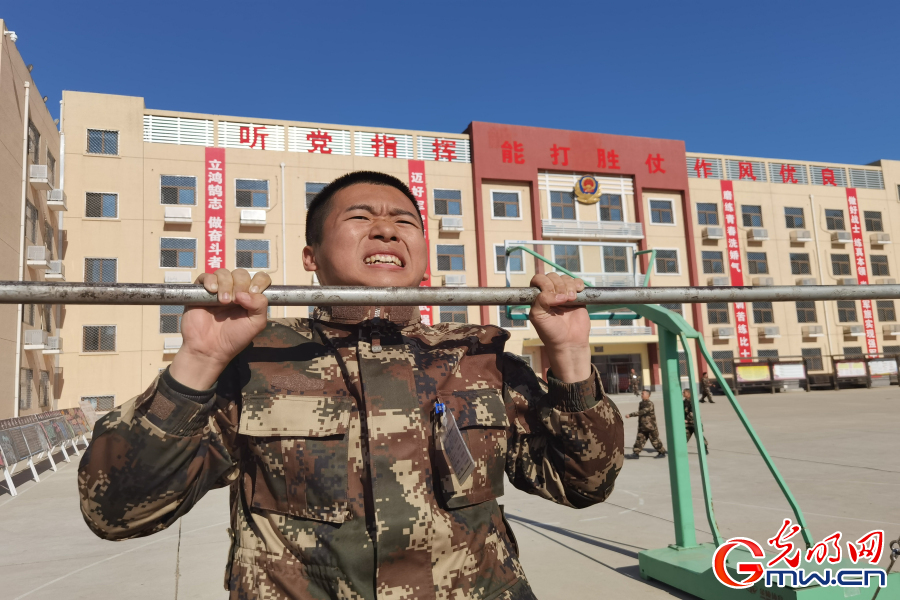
[325,270,423,288]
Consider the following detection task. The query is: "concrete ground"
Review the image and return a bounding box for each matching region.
[1,387,897,599]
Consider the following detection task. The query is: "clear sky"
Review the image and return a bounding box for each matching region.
[4,1,898,165]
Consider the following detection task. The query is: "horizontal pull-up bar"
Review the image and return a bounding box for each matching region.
[0,281,898,306]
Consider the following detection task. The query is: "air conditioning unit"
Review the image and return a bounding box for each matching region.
[24,329,48,349]
[43,336,62,354]
[702,227,724,240]
[871,233,891,245]
[164,271,193,283]
[439,217,464,232]
[797,278,816,286]
[802,325,824,337]
[752,277,774,286]
[713,327,735,339]
[163,337,183,352]
[843,325,864,337]
[837,278,858,286]
[709,277,730,286]
[26,246,50,269]
[761,326,781,338]
[28,164,51,190]
[747,228,768,241]
[45,260,65,280]
[164,206,192,224]
[883,324,900,336]
[443,274,466,287]
[46,189,67,211]
[790,230,812,242]
[877,278,897,285]
[240,209,266,226]
[831,231,852,243]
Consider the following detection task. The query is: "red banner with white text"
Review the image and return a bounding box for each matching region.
[205,148,226,273]
[721,181,753,359]
[847,188,878,356]
[408,160,434,327]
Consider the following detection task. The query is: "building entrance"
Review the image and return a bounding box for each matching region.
[591,353,643,394]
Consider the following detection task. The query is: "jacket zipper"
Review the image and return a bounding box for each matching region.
[371,307,383,353]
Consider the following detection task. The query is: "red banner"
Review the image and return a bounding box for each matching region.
[721,181,753,359]
[847,188,878,356]
[408,160,434,327]
[205,148,226,273]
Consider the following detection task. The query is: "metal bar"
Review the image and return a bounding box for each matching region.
[1,281,900,306]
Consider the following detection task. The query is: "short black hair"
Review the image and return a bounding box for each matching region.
[642,389,651,395]
[305,171,422,246]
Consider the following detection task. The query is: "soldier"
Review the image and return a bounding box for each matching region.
[699,371,715,403]
[624,389,666,459]
[630,368,641,396]
[78,171,625,600]
[682,388,709,455]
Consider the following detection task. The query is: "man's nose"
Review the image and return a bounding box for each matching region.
[370,217,399,241]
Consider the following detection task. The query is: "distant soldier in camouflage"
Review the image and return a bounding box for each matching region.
[78,171,624,600]
[629,368,641,396]
[682,388,709,454]
[699,371,715,403]
[624,389,666,459]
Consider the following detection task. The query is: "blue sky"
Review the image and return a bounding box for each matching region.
[5,1,898,164]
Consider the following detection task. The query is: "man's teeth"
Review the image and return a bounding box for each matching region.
[364,254,403,266]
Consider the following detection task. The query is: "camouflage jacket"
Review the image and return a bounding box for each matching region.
[684,397,696,427]
[626,400,657,431]
[78,306,624,600]
[700,377,712,392]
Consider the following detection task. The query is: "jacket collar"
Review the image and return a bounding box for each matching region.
[313,305,421,326]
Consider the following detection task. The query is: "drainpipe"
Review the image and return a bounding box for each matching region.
[55,98,65,408]
[809,194,835,357]
[13,82,31,417]
[280,162,287,318]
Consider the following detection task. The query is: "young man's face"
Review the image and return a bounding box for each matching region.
[641,391,650,400]
[303,183,428,288]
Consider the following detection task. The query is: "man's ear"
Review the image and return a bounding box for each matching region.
[302,246,318,272]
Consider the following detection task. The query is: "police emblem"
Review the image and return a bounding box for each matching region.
[574,175,601,204]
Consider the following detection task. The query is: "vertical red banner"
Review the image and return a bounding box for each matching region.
[721,181,753,360]
[847,188,878,356]
[205,148,226,273]
[408,160,434,326]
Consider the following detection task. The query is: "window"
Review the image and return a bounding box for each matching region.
[498,307,527,328]
[495,245,524,273]
[39,371,50,407]
[492,191,519,218]
[707,302,729,324]
[434,189,462,216]
[22,303,34,326]
[831,254,852,276]
[784,207,805,229]
[712,350,734,375]
[83,395,115,411]
[757,349,779,358]
[796,301,817,323]
[884,345,900,355]
[24,201,37,242]
[844,347,863,357]
[160,305,185,333]
[864,211,883,232]
[661,303,683,316]
[236,179,269,207]
[45,222,54,258]
[160,238,197,268]
[871,255,890,277]
[752,302,774,323]
[85,192,118,218]
[603,246,628,273]
[28,121,40,163]
[305,182,327,208]
[649,199,674,224]
[877,300,896,321]
[437,245,465,271]
[790,253,811,275]
[697,203,719,225]
[837,300,857,322]
[801,348,823,371]
[83,325,116,352]
[702,251,724,274]
[42,304,52,333]
[741,205,763,227]
[161,176,196,205]
[677,352,688,378]
[47,152,56,187]
[655,249,678,274]
[825,209,845,231]
[439,306,467,324]
[87,129,118,155]
[747,252,768,275]
[599,194,623,221]
[518,354,533,369]
[236,239,270,269]
[19,368,33,410]
[85,258,117,283]
[551,191,576,220]
[554,245,581,272]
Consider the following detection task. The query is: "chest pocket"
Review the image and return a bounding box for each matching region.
[434,388,509,509]
[239,394,352,523]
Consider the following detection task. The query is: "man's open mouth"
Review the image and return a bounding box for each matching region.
[364,254,404,267]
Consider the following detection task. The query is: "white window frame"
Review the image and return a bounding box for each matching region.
[83,257,119,283]
[84,191,120,220]
[498,306,528,329]
[159,237,198,269]
[159,175,199,206]
[490,190,523,221]
[494,244,526,274]
[234,177,270,208]
[433,188,463,217]
[551,244,584,275]
[546,188,581,222]
[81,324,118,354]
[235,239,271,271]
[653,248,681,276]
[647,197,677,227]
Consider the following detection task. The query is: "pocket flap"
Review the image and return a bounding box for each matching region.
[439,389,509,429]
[239,395,351,437]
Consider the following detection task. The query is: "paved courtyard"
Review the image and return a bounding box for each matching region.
[1,387,897,599]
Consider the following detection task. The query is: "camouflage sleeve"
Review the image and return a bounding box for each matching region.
[78,366,241,541]
[626,411,640,418]
[502,353,624,509]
